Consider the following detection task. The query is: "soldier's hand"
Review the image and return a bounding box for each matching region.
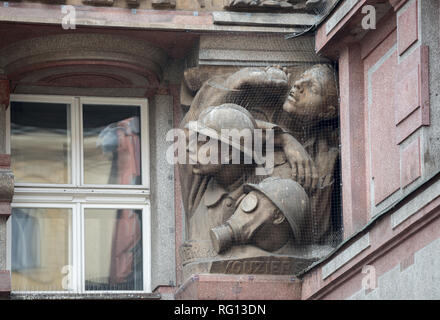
[225,66,289,91]
[280,133,318,194]
[265,65,291,82]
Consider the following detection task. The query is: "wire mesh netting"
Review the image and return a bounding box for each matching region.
[178,30,342,265]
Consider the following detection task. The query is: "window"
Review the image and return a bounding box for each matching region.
[6,95,151,293]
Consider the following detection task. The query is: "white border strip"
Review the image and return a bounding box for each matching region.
[391,178,440,228]
[322,233,370,279]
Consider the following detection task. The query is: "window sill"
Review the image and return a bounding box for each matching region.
[10,292,161,300]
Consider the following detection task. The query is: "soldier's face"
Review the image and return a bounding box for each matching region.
[189,137,242,176]
[283,74,324,117]
[190,138,223,175]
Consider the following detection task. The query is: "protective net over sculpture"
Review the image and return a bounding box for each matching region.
[176,32,342,277]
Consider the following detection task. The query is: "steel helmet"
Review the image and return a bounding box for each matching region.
[185,103,259,161]
[244,177,310,244]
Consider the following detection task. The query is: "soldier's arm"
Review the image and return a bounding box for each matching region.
[224,66,290,93]
[279,132,318,193]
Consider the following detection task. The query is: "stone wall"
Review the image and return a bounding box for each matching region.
[298,0,440,300]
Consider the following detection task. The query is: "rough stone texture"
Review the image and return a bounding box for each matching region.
[175,274,302,300]
[149,94,176,291]
[194,34,329,67]
[348,238,440,300]
[419,0,440,180]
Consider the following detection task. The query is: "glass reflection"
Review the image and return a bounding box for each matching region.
[83,104,141,185]
[84,208,143,291]
[11,102,71,184]
[11,208,72,291]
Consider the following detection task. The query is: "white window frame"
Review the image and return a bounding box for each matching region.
[7,94,150,189]
[6,94,152,295]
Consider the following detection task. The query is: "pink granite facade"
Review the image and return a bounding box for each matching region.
[300,0,440,300]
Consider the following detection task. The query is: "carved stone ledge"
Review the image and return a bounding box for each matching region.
[181,241,332,281]
[126,0,140,7]
[190,34,328,67]
[0,169,14,202]
[225,0,293,11]
[175,274,302,300]
[224,0,326,12]
[0,155,14,218]
[82,0,114,6]
[152,0,176,9]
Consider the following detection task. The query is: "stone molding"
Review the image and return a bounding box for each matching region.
[0,155,14,218]
[0,33,168,97]
[82,0,114,6]
[190,34,329,67]
[175,274,302,300]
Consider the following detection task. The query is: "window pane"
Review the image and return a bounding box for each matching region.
[83,105,141,185]
[11,208,72,291]
[11,102,71,184]
[84,208,143,291]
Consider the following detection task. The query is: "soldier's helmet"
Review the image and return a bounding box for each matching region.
[244,177,310,244]
[186,103,259,161]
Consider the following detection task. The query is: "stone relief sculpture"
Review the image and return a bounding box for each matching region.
[179,64,339,278]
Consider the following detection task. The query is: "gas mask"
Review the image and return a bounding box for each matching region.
[210,191,287,254]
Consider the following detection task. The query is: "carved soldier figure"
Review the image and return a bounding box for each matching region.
[184,103,259,243]
[180,63,339,256]
[280,64,340,244]
[180,66,316,217]
[210,177,310,254]
[209,64,340,244]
